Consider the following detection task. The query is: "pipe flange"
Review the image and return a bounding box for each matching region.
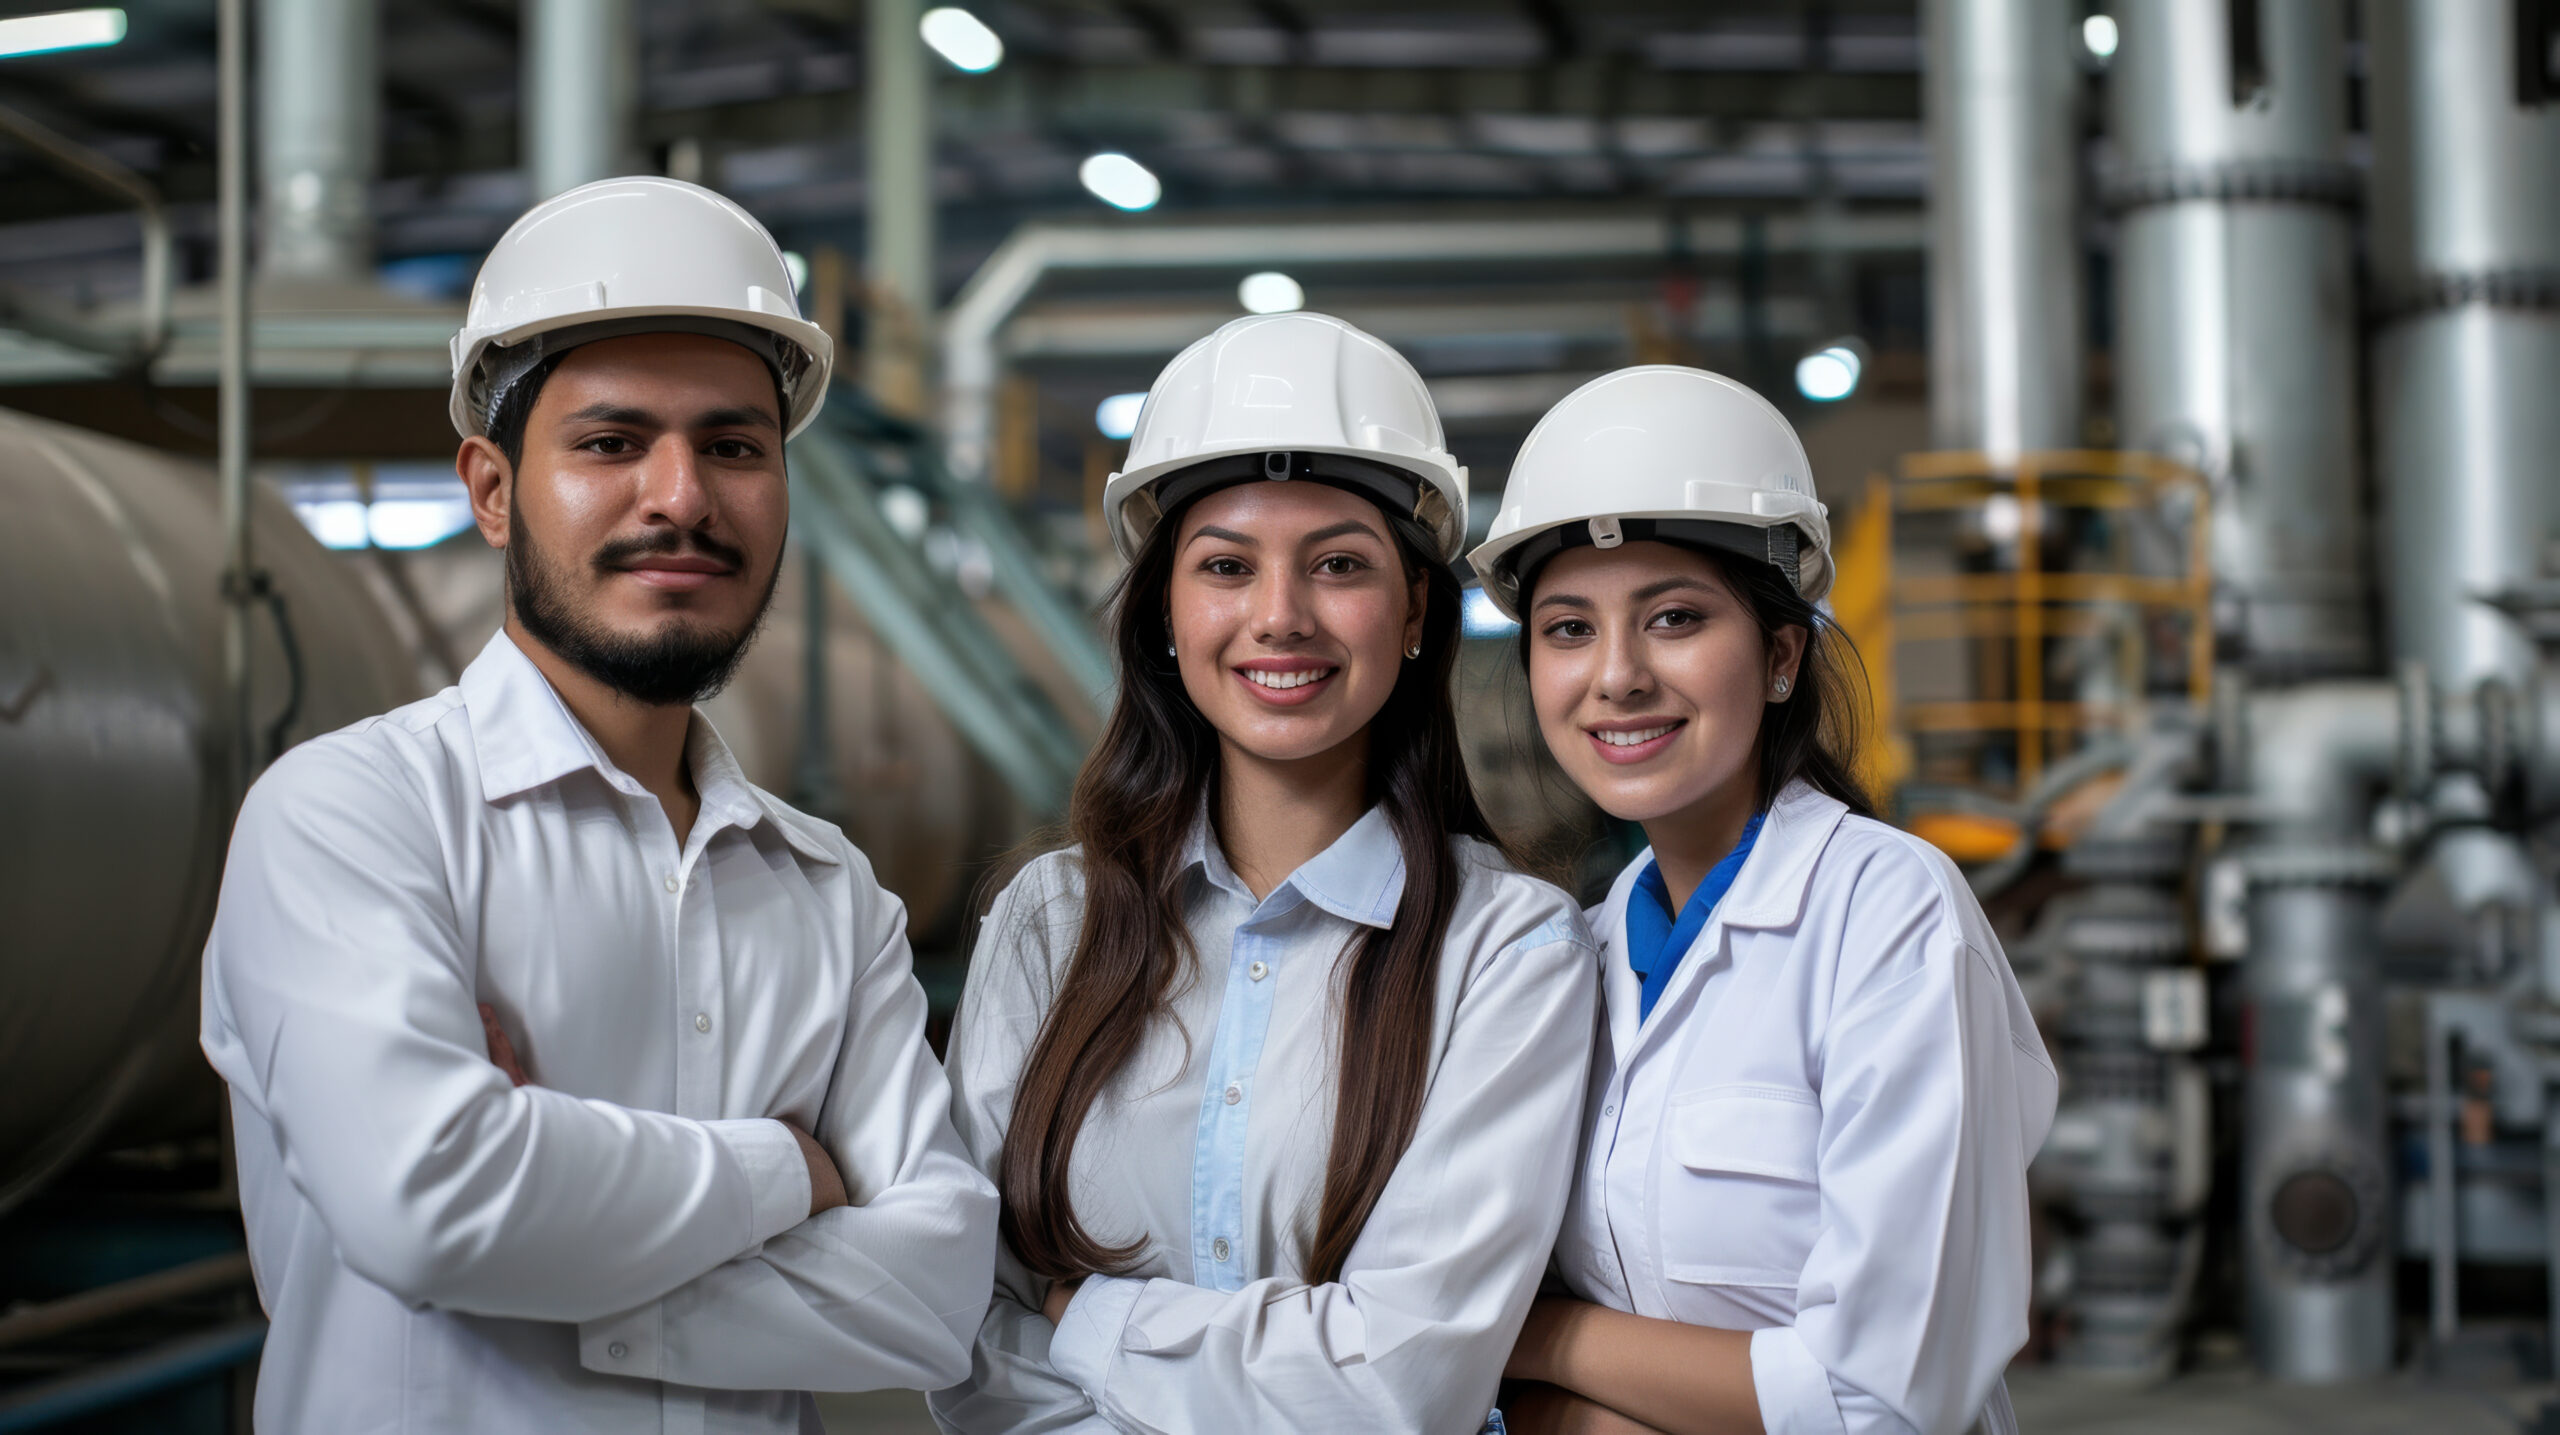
[2235,845,2400,889]
[2255,1140,2390,1281]
[2102,160,2361,212]
[2375,267,2560,321]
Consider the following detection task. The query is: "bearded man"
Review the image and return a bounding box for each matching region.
[199,178,995,1434]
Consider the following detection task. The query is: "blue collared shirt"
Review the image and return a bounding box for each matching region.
[1623,811,1765,1022]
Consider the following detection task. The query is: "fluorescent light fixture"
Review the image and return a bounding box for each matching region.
[1462,587,1518,639]
[1079,152,1161,212]
[920,7,1003,72]
[293,500,372,551]
[2082,14,2118,61]
[1238,271,1304,315]
[0,7,126,59]
[782,250,810,293]
[1094,391,1147,440]
[368,498,478,550]
[1794,341,1864,403]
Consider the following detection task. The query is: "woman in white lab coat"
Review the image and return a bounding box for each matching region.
[1466,367,2058,1435]
[930,313,1598,1435]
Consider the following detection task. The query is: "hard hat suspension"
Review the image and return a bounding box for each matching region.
[1504,515,1807,608]
[1129,449,1441,556]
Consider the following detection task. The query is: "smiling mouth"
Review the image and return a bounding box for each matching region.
[1241,667,1338,691]
[1593,722,1682,747]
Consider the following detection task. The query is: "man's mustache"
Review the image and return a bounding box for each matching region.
[591,529,747,573]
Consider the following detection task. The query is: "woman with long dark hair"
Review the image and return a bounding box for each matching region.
[1469,368,2056,1435]
[929,314,1597,1435]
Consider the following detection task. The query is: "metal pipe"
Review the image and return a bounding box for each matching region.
[256,0,377,282]
[940,210,1928,483]
[2368,0,2560,691]
[526,0,636,199]
[2109,0,2369,679]
[1921,0,2082,459]
[0,1253,252,1351]
[0,104,170,357]
[218,0,254,803]
[0,1319,265,1433]
[866,0,933,418]
[2424,1005,2458,1345]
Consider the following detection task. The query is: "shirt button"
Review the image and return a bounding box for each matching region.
[607,1341,628,1360]
[663,874,680,893]
[694,1012,711,1033]
[1249,961,1268,982]
[1603,1105,1615,1118]
[1224,1083,1243,1106]
[1212,1238,1231,1262]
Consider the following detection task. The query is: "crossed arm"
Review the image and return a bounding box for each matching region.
[1499,1299,1762,1435]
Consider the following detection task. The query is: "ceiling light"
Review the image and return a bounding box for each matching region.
[1238,271,1304,314]
[1095,392,1147,440]
[0,8,126,60]
[920,7,1003,73]
[1794,341,1865,403]
[1079,152,1161,212]
[2082,14,2119,61]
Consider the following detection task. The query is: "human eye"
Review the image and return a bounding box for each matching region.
[704,437,764,461]
[580,434,639,456]
[1314,553,1371,577]
[1540,617,1595,641]
[1648,606,1703,632]
[1201,555,1252,578]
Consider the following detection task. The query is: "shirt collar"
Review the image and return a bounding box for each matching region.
[1181,801,1407,929]
[1713,780,1849,929]
[459,629,840,866]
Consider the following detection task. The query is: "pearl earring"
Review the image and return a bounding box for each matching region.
[1773,676,1791,698]
[1405,644,1422,659]
[1167,643,1177,658]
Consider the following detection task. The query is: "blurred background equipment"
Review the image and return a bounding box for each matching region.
[0,0,2556,1430]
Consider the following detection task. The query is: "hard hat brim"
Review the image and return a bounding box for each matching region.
[449,305,834,441]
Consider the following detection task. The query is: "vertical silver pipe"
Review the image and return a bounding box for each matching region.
[1923,0,2083,459]
[255,0,376,282]
[217,0,254,800]
[2109,0,2368,679]
[2423,1006,2458,1344]
[2369,1,2560,692]
[526,0,637,200]
[866,0,934,422]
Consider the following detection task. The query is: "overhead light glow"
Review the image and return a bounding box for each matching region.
[782,250,810,293]
[368,498,477,550]
[920,7,1003,73]
[2082,14,2119,61]
[1462,587,1519,639]
[1238,271,1304,315]
[1095,392,1147,440]
[1794,344,1863,403]
[0,7,127,59]
[1079,152,1161,212]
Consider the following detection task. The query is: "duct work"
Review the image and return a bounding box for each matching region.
[256,0,377,283]
[526,0,638,201]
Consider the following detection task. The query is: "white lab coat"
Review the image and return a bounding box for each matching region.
[1552,781,2056,1435]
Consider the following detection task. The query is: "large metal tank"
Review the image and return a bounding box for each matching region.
[2109,0,2368,679]
[0,408,417,1211]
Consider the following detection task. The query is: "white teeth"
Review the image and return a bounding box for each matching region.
[1595,724,1678,747]
[1243,667,1334,691]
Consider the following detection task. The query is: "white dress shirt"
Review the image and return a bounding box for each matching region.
[200,630,998,1435]
[1553,782,2057,1435]
[928,807,1597,1435]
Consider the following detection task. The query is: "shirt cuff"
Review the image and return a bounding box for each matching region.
[706,1117,813,1249]
[1047,1274,1144,1410]
[1751,1325,1849,1435]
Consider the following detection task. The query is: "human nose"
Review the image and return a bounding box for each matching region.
[636,435,716,532]
[1250,567,1316,645]
[1592,621,1652,703]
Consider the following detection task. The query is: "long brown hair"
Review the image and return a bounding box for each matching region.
[998,493,1498,1286]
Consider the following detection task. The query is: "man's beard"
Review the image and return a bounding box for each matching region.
[506,500,779,708]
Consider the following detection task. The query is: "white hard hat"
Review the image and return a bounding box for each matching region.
[448,176,834,440]
[1467,366,1831,620]
[1103,312,1468,562]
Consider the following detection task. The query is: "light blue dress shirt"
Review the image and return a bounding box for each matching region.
[934,805,1599,1435]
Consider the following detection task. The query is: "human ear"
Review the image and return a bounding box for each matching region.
[1768,623,1810,700]
[457,436,513,550]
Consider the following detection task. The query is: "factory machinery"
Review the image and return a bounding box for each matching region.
[1915,0,2560,1385]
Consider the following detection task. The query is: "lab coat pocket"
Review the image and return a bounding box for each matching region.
[1657,1086,1820,1314]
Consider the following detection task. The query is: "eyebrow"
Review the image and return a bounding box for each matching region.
[556,402,780,433]
[1186,524,1256,550]
[693,405,780,432]
[1184,518,1386,551]
[561,402,654,427]
[1531,575,1717,613]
